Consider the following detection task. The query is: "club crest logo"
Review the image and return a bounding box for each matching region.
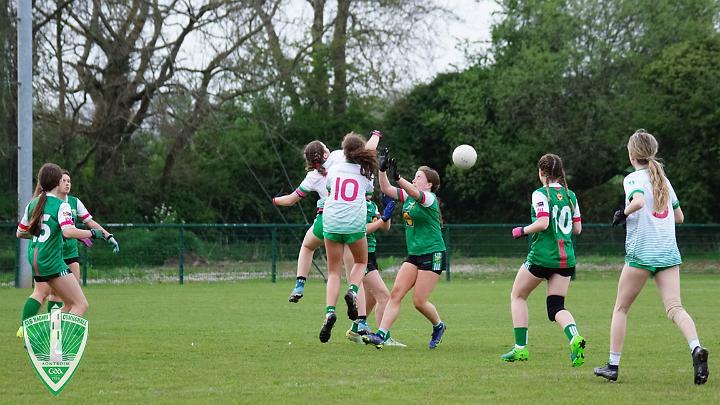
[23,307,89,396]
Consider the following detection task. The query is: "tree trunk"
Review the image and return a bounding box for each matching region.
[308,0,329,111]
[330,0,350,115]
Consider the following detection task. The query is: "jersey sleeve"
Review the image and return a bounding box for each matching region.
[668,179,680,209]
[531,191,550,218]
[397,188,406,203]
[572,195,581,222]
[623,173,644,202]
[296,171,316,198]
[17,204,30,233]
[58,202,76,229]
[76,198,93,223]
[418,191,436,208]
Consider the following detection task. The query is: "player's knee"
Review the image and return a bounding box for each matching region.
[546,295,565,322]
[666,301,685,322]
[413,296,426,310]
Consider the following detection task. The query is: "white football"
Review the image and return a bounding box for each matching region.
[452,144,477,169]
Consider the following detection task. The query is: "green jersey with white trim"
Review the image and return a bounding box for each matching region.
[526,184,581,268]
[20,195,74,277]
[366,200,380,253]
[399,189,445,255]
[623,170,681,267]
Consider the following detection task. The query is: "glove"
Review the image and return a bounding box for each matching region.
[370,129,383,139]
[106,234,120,254]
[90,228,104,239]
[512,226,525,239]
[387,158,401,181]
[381,194,394,208]
[378,148,390,172]
[381,200,396,222]
[79,238,93,248]
[612,209,627,227]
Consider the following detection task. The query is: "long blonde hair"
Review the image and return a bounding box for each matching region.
[628,129,669,213]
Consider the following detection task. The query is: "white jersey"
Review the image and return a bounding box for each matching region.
[296,170,329,209]
[323,149,345,171]
[623,169,681,267]
[323,161,369,234]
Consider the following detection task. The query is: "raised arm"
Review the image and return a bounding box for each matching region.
[365,130,382,151]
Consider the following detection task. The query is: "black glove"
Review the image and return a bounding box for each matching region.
[387,158,401,182]
[612,209,627,227]
[378,148,390,172]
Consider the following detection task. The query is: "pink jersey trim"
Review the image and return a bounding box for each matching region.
[59,220,74,227]
[572,217,582,223]
[80,213,92,221]
[652,209,669,219]
[18,223,29,231]
[419,192,426,205]
[536,212,549,218]
[397,189,405,203]
[33,247,40,276]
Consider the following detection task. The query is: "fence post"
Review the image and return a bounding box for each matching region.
[444,225,451,281]
[271,226,277,283]
[178,226,185,285]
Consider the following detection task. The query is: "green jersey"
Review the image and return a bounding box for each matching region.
[525,184,581,268]
[61,195,93,259]
[398,189,445,255]
[366,200,380,253]
[18,194,74,277]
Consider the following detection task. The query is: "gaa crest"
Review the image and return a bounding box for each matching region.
[23,307,89,396]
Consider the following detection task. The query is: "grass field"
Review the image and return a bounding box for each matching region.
[1,270,718,403]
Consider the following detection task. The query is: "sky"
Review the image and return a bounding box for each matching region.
[422,0,502,80]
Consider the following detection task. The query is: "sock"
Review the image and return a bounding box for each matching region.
[434,320,444,328]
[21,298,42,322]
[514,327,528,348]
[295,277,306,289]
[564,324,579,341]
[689,338,700,352]
[377,328,388,340]
[325,306,335,315]
[47,301,64,312]
[609,351,622,366]
[351,320,360,333]
[348,284,359,293]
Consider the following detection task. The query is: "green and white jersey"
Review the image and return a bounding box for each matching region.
[366,200,380,253]
[623,169,681,267]
[296,170,329,209]
[322,161,369,234]
[62,195,93,259]
[526,183,581,268]
[17,193,75,277]
[398,189,445,255]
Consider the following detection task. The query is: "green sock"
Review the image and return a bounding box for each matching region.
[47,301,64,312]
[514,327,528,347]
[377,329,389,341]
[349,284,359,293]
[326,306,336,315]
[21,298,42,322]
[564,324,579,341]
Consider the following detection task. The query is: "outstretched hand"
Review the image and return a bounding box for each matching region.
[612,209,627,227]
[378,148,390,172]
[387,158,401,181]
[511,227,525,239]
[107,234,120,254]
[381,200,396,222]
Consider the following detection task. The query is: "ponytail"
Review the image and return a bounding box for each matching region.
[647,158,669,213]
[27,192,48,237]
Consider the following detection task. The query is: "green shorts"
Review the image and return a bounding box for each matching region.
[323,231,365,245]
[312,213,324,240]
[626,261,678,274]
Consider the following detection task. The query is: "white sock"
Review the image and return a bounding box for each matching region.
[515,344,526,349]
[609,352,622,366]
[689,338,700,352]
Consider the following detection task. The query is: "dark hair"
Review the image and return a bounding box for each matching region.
[343,132,377,180]
[28,163,63,236]
[303,141,327,174]
[538,154,574,214]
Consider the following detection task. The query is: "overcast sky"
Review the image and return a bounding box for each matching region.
[422,0,501,80]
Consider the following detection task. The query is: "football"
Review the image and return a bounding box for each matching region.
[452,144,477,169]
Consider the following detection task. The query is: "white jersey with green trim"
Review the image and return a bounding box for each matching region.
[623,169,681,267]
[296,170,329,209]
[322,161,369,234]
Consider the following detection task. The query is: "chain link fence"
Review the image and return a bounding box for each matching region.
[2,223,719,285]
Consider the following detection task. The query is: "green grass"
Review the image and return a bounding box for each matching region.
[0,271,718,403]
